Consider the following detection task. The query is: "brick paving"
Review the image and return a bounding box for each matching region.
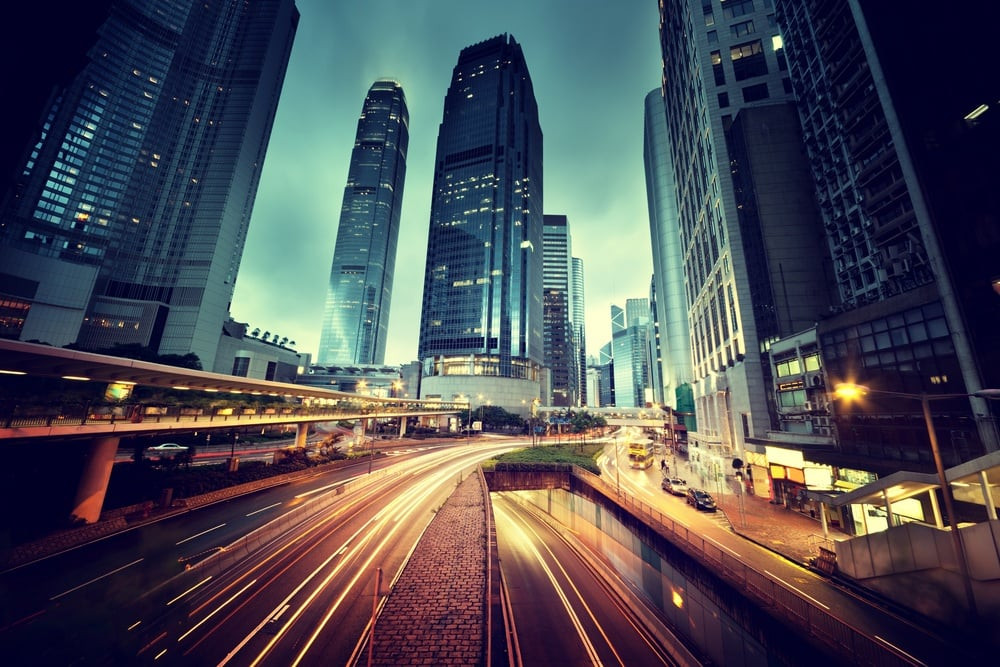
[369,471,493,666]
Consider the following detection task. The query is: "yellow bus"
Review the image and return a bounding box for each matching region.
[627,440,654,469]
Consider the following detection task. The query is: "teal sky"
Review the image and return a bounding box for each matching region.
[230,0,664,366]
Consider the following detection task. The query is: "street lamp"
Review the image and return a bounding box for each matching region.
[833,382,1000,617]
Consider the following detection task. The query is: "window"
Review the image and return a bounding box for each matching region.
[707,30,718,44]
[731,40,767,80]
[718,92,730,108]
[742,82,769,102]
[723,0,755,20]
[731,20,755,38]
[711,50,725,85]
[704,2,715,27]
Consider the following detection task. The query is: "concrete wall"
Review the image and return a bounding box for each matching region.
[835,520,1000,626]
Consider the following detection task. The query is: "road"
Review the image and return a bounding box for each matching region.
[0,438,518,665]
[494,493,696,666]
[598,431,982,665]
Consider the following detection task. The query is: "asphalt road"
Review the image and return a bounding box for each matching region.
[0,439,518,665]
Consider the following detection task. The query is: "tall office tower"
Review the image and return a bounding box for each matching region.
[0,0,299,370]
[417,35,544,416]
[611,300,651,408]
[656,1,832,462]
[317,80,409,366]
[597,343,615,408]
[571,256,587,406]
[643,88,693,409]
[542,215,576,406]
[774,1,999,469]
[647,275,665,405]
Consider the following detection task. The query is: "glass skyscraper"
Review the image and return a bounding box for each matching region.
[417,34,543,415]
[0,0,298,370]
[542,214,575,407]
[317,80,408,366]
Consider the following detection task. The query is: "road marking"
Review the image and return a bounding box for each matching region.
[705,535,742,557]
[176,523,226,545]
[764,570,830,610]
[50,557,144,600]
[246,502,282,517]
[875,635,926,666]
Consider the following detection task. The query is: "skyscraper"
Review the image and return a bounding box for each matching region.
[571,256,587,407]
[643,88,693,408]
[0,0,299,370]
[611,300,651,408]
[656,0,831,464]
[317,80,408,366]
[774,0,1000,467]
[543,214,576,407]
[417,35,544,415]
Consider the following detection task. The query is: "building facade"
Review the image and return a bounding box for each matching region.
[317,80,408,366]
[571,256,587,407]
[643,88,694,409]
[611,300,652,408]
[0,0,299,370]
[542,214,576,406]
[656,0,833,472]
[417,35,544,416]
[774,0,1000,472]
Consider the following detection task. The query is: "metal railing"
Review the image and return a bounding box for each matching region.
[570,467,921,666]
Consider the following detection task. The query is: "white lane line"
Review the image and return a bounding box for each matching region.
[705,535,742,557]
[764,570,830,610]
[874,635,926,666]
[176,523,226,545]
[50,557,144,600]
[246,502,282,517]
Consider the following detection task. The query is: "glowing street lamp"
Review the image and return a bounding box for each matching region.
[833,382,1000,617]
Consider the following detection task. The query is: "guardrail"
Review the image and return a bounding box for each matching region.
[1,402,463,432]
[569,467,920,667]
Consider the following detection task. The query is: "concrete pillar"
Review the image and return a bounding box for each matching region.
[71,436,120,523]
[928,488,944,528]
[979,470,997,521]
[882,489,895,527]
[294,423,309,448]
[398,417,407,438]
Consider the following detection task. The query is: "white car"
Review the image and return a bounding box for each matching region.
[149,443,188,452]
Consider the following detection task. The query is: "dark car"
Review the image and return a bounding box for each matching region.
[686,488,717,511]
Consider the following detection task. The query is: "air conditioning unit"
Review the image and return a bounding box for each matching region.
[806,372,824,388]
[803,401,814,411]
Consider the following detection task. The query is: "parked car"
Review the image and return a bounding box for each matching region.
[686,488,717,512]
[661,477,687,497]
[149,443,188,453]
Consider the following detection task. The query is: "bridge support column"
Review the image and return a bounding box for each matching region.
[71,436,119,524]
[398,417,407,438]
[294,423,309,448]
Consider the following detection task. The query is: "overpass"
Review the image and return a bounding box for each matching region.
[0,339,465,522]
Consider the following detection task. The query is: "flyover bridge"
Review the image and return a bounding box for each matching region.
[0,339,464,522]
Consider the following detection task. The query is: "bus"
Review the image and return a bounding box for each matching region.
[627,440,655,469]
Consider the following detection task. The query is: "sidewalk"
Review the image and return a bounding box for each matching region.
[666,456,844,567]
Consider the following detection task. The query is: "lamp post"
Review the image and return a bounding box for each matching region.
[833,382,1000,618]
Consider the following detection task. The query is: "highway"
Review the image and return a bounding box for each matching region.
[494,493,694,666]
[0,439,518,665]
[597,432,981,665]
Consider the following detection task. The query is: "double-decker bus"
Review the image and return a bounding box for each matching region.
[627,439,655,469]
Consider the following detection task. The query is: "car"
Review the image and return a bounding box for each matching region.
[149,443,188,452]
[686,488,717,512]
[661,477,688,496]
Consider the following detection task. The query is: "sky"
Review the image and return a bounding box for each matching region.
[230,0,664,367]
